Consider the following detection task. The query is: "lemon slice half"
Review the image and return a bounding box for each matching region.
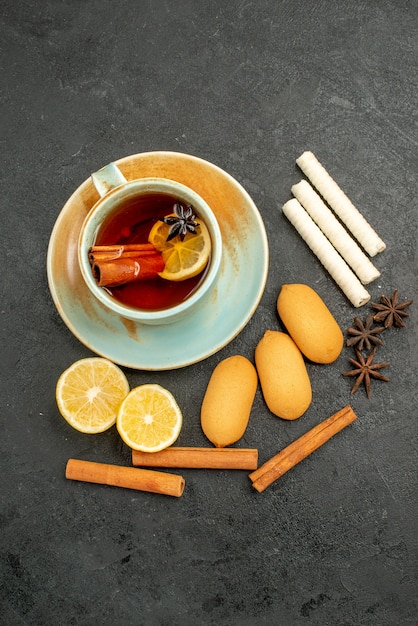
[148,218,211,281]
[56,358,130,433]
[117,384,183,452]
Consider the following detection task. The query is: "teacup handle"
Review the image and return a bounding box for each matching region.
[91,162,127,198]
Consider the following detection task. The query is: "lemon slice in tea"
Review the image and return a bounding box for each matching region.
[56,358,130,433]
[148,217,211,281]
[117,384,183,452]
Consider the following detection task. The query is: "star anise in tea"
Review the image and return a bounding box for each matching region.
[371,289,413,329]
[343,347,390,398]
[346,315,385,351]
[162,202,199,241]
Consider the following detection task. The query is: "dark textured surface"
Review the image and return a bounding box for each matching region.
[1,1,417,624]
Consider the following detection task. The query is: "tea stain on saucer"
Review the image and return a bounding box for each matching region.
[120,317,140,342]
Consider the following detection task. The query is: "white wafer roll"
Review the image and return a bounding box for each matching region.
[296,151,386,256]
[282,198,370,307]
[291,180,380,285]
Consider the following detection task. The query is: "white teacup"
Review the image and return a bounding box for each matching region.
[78,162,222,325]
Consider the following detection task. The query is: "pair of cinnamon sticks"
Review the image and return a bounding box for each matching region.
[66,448,258,498]
[89,244,164,287]
[66,406,357,497]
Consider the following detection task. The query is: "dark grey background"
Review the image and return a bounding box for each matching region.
[1,1,417,625]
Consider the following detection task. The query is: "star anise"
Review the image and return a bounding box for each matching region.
[346,314,385,351]
[343,347,390,397]
[161,202,199,242]
[371,289,413,329]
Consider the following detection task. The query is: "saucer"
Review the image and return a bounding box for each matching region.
[47,151,269,370]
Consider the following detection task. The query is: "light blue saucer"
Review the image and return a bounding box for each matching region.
[47,151,269,370]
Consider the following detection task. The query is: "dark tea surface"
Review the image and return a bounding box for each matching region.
[94,193,206,310]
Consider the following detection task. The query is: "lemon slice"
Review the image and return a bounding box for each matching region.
[148,218,211,281]
[56,358,130,434]
[117,384,183,452]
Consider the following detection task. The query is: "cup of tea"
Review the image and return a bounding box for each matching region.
[78,162,222,325]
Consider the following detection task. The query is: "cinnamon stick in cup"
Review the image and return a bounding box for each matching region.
[66,459,185,497]
[92,253,165,287]
[132,446,258,469]
[249,406,357,493]
[88,243,158,263]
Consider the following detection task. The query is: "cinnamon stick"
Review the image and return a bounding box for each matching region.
[89,243,157,253]
[132,447,258,469]
[88,243,157,263]
[66,459,185,497]
[249,406,357,493]
[90,250,159,262]
[92,253,165,287]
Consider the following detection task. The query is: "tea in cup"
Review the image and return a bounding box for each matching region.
[78,162,222,325]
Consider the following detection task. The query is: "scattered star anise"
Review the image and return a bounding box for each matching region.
[161,202,199,241]
[343,347,390,398]
[346,314,385,351]
[371,289,413,329]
